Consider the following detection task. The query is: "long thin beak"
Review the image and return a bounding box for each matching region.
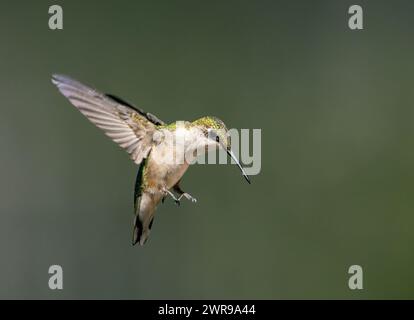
[227,149,251,184]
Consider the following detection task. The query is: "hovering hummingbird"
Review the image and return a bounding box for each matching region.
[52,75,250,245]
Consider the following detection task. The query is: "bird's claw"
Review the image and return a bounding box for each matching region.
[180,193,197,203]
[162,188,196,205]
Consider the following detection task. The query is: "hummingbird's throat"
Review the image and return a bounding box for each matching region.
[157,126,220,165]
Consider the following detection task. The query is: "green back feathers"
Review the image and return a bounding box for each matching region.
[158,116,227,132]
[191,116,227,131]
[157,122,178,130]
[157,116,231,149]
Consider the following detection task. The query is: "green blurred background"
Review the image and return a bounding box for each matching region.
[1,0,414,299]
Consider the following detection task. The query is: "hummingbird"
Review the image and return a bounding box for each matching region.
[52,75,250,246]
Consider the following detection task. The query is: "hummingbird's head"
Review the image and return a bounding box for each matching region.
[191,116,250,184]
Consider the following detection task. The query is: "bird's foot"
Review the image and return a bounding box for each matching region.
[178,193,197,203]
[162,188,181,206]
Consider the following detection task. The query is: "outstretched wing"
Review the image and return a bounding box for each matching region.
[52,74,164,165]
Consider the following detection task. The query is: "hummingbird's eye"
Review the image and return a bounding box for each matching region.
[216,135,220,142]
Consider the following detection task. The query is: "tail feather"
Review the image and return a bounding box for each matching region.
[132,195,144,245]
[132,155,161,246]
[132,193,157,246]
[132,162,148,246]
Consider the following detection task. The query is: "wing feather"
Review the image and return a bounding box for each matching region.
[52,74,163,164]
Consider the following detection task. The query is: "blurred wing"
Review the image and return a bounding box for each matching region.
[52,74,164,164]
